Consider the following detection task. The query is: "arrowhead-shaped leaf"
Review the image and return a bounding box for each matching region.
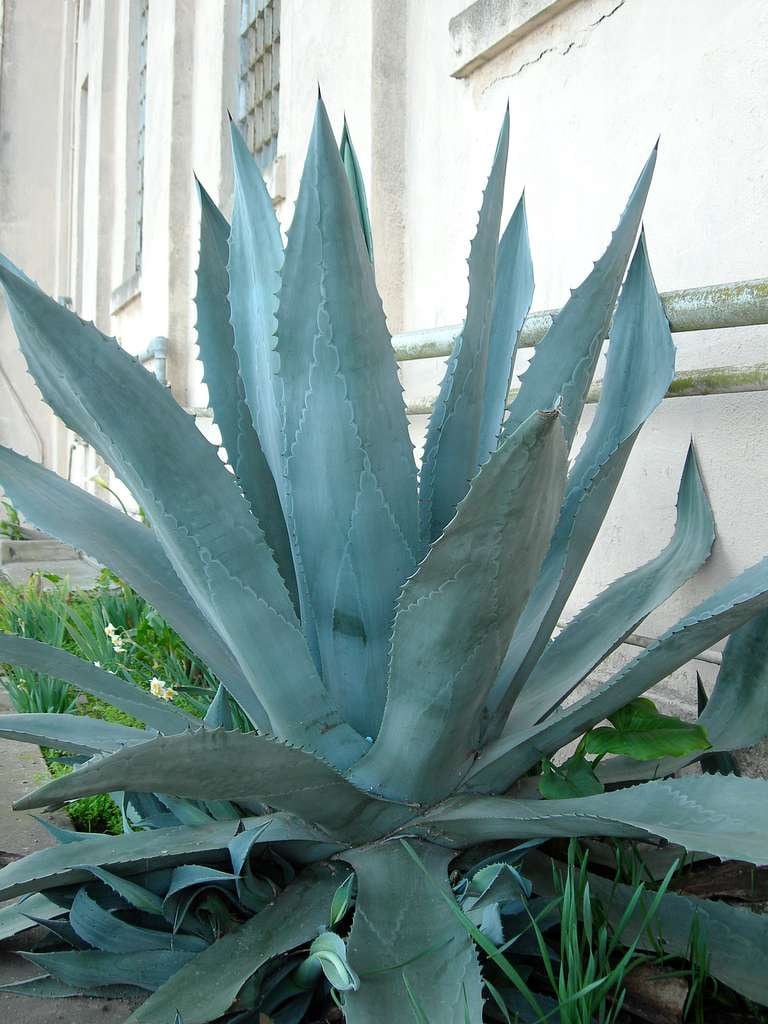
[584,697,711,760]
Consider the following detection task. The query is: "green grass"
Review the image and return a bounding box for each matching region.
[0,570,225,836]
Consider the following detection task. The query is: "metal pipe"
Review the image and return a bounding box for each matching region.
[138,335,168,385]
[392,276,768,362]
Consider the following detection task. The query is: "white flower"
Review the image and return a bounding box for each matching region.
[104,622,126,653]
[93,661,101,668]
[150,677,176,701]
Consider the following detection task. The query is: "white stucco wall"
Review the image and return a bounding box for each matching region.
[1,0,767,737]
[397,0,768,670]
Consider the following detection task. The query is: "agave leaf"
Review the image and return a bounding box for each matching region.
[0,635,195,733]
[419,775,768,863]
[351,409,567,803]
[277,96,418,735]
[305,931,360,992]
[78,866,166,915]
[419,110,510,543]
[203,684,234,730]
[503,151,657,448]
[698,606,768,751]
[0,712,151,755]
[478,193,535,463]
[511,442,714,730]
[0,444,260,720]
[0,819,243,901]
[195,181,298,610]
[601,608,768,785]
[469,554,768,791]
[227,119,285,485]
[583,697,711,760]
[340,116,373,261]
[21,949,197,993]
[488,231,675,730]
[0,974,144,1000]
[14,727,411,843]
[344,840,483,1024]
[0,258,363,765]
[0,891,69,941]
[228,120,320,667]
[586,869,768,1004]
[69,887,207,953]
[163,864,237,904]
[126,864,344,1024]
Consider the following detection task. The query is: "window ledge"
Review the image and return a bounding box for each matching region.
[449,0,581,78]
[110,270,142,315]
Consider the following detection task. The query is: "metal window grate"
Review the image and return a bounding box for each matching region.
[238,0,280,168]
[134,0,148,273]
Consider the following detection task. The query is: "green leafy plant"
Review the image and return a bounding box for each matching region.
[0,496,25,539]
[0,99,767,1021]
[0,575,76,713]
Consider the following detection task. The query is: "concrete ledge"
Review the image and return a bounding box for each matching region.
[0,538,82,565]
[449,0,581,77]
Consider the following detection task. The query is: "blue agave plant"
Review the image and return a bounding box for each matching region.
[0,97,767,1021]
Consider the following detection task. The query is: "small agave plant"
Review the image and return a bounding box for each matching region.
[0,97,768,1022]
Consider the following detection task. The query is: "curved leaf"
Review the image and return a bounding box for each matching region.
[227,119,284,486]
[22,949,196,992]
[344,841,483,1024]
[126,864,344,1024]
[0,892,69,942]
[698,605,768,750]
[0,712,150,755]
[478,193,534,463]
[0,444,261,720]
[14,727,411,844]
[420,775,768,864]
[601,605,768,785]
[512,443,714,729]
[469,553,768,791]
[594,874,768,1005]
[0,819,242,901]
[277,96,418,734]
[350,409,567,804]
[419,110,510,543]
[69,887,206,953]
[0,635,194,733]
[488,231,675,731]
[0,257,363,764]
[195,181,297,610]
[340,116,373,261]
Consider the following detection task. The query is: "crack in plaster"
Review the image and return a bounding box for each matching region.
[483,0,628,91]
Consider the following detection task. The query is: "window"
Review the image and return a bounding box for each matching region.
[134,0,148,273]
[238,0,280,168]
